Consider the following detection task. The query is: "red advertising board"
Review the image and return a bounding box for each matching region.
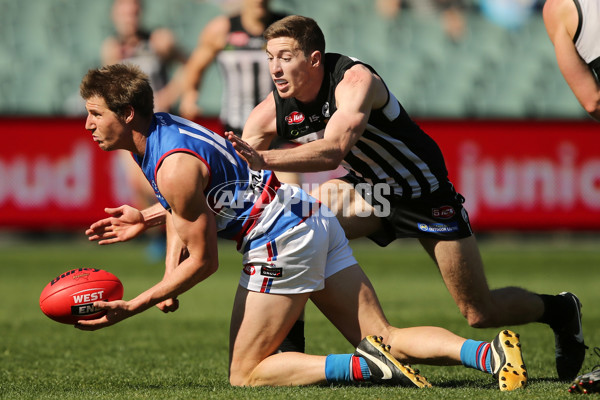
[0,116,222,230]
[421,119,600,230]
[0,117,598,230]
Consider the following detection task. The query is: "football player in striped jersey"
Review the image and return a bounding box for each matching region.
[230,15,586,381]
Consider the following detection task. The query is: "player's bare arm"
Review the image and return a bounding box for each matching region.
[180,16,229,119]
[254,64,386,172]
[164,211,189,277]
[543,0,600,120]
[155,212,189,313]
[149,152,219,300]
[227,93,278,169]
[77,153,218,330]
[240,92,278,150]
[85,202,179,312]
[85,202,167,245]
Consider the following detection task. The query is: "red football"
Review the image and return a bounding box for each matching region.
[39,268,124,324]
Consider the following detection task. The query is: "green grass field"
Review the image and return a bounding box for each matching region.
[1,233,599,399]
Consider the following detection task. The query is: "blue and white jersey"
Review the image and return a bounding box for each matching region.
[134,113,317,252]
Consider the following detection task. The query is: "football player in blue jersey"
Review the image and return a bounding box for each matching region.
[76,63,527,390]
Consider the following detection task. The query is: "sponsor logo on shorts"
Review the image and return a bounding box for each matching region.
[261,265,283,278]
[243,264,256,276]
[432,205,455,219]
[418,222,459,233]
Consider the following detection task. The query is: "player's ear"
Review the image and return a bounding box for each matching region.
[124,105,135,124]
[310,51,321,68]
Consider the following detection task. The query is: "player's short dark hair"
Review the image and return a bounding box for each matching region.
[264,15,325,56]
[80,63,154,119]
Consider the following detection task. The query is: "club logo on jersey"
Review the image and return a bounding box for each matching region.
[261,265,283,278]
[461,208,470,222]
[285,111,305,125]
[243,264,256,275]
[432,205,455,219]
[322,102,330,118]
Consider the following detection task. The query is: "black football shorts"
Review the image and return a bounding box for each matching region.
[343,174,474,247]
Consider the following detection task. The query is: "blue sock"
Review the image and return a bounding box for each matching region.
[460,339,492,374]
[325,354,371,382]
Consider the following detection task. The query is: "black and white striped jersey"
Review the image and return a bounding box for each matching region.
[273,53,451,199]
[573,0,600,77]
[216,13,287,133]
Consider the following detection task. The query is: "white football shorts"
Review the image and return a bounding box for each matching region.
[239,212,357,294]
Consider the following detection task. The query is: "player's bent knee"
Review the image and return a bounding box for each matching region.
[228,364,251,387]
[228,373,250,387]
[464,310,496,328]
[456,299,498,328]
[229,366,266,387]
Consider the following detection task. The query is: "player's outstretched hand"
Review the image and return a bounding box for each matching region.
[225,131,266,171]
[85,205,147,245]
[75,300,132,331]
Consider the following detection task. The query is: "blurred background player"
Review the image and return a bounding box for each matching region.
[375,0,467,42]
[179,0,286,136]
[102,0,189,260]
[543,0,600,121]
[102,0,187,113]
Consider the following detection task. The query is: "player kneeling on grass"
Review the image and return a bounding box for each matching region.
[77,64,527,390]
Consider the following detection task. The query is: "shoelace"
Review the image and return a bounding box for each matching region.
[592,347,600,372]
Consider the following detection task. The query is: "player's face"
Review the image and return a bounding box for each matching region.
[84,96,128,151]
[266,37,315,101]
[112,0,141,36]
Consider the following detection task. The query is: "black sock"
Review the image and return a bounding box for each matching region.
[538,294,574,330]
[277,320,305,353]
